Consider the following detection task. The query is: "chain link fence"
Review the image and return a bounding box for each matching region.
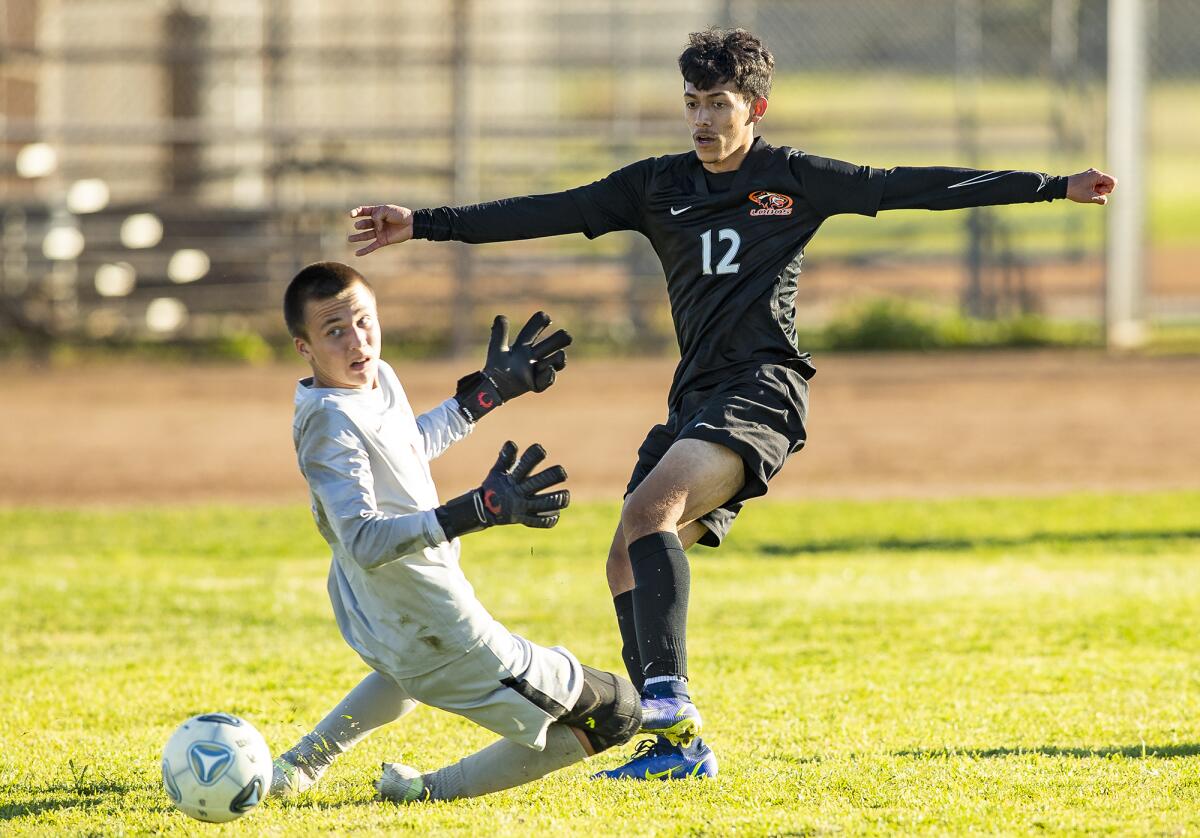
[1,0,1196,354]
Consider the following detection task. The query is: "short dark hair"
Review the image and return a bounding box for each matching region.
[283,261,373,338]
[678,28,774,103]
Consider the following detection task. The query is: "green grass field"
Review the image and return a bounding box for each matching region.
[3,493,1200,835]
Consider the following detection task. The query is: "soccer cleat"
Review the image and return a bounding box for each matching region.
[376,762,430,803]
[592,736,718,781]
[639,695,702,746]
[269,757,320,797]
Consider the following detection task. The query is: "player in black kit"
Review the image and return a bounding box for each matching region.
[348,28,1116,781]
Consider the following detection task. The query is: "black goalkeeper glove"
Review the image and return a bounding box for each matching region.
[454,311,572,422]
[434,441,571,541]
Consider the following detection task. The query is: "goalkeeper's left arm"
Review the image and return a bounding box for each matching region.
[416,311,572,461]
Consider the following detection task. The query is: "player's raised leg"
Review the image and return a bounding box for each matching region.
[271,671,416,796]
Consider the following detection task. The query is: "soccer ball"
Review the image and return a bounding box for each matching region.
[161,713,272,823]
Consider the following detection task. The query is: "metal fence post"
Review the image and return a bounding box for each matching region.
[1106,0,1147,349]
[955,0,988,319]
[451,0,476,357]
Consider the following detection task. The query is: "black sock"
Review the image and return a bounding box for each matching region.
[629,531,690,682]
[612,591,644,693]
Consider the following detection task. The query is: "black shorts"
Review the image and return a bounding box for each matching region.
[624,361,811,547]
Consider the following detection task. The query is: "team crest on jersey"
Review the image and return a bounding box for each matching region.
[748,191,794,216]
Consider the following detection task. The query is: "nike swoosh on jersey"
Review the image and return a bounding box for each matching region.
[947,171,1015,190]
[670,206,693,215]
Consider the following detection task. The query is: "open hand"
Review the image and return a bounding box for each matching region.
[348,204,414,256]
[453,312,572,422]
[433,442,570,540]
[478,442,570,529]
[1066,168,1117,206]
[483,312,572,399]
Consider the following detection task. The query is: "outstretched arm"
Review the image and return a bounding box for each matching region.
[792,152,1116,217]
[348,161,650,255]
[877,165,1116,212]
[349,194,588,255]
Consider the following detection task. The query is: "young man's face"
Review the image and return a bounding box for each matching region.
[684,81,767,171]
[294,282,382,390]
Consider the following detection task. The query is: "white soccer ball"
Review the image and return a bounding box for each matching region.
[161,713,272,823]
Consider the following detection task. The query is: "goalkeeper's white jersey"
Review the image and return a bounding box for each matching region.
[292,360,501,678]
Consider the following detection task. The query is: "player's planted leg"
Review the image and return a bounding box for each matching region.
[609,520,711,746]
[607,523,645,694]
[593,736,719,781]
[627,529,702,745]
[623,440,743,744]
[271,671,416,796]
[602,439,742,776]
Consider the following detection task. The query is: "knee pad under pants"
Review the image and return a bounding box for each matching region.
[559,665,641,752]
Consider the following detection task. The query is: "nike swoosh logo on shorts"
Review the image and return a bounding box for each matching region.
[693,422,718,430]
[670,206,692,215]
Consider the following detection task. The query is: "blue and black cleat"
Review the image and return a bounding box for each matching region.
[592,736,718,781]
[639,694,703,746]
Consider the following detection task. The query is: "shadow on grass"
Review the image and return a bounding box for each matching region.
[759,528,1200,556]
[0,797,93,821]
[0,778,143,821]
[897,744,1200,760]
[277,797,376,811]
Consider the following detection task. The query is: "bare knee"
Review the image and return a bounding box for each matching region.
[605,531,633,596]
[621,490,684,544]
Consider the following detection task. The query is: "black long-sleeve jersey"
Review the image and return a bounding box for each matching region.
[414,136,1067,409]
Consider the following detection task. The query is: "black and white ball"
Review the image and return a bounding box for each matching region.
[161,713,272,823]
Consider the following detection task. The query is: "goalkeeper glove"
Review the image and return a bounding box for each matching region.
[455,311,571,422]
[434,441,570,540]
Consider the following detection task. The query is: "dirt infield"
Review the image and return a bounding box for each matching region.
[2,351,1197,506]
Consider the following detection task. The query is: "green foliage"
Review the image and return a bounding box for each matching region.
[825,297,947,350]
[823,297,1100,351]
[2,493,1200,834]
[209,331,277,364]
[1147,322,1200,354]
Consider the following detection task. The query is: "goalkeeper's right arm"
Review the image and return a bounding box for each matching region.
[299,414,568,569]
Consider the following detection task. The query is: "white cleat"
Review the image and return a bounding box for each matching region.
[376,762,429,803]
[269,757,320,798]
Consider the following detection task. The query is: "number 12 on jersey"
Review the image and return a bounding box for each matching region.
[700,228,741,276]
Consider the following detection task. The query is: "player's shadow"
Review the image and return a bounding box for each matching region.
[896,744,1200,760]
[0,778,140,821]
[0,798,88,820]
[758,528,1200,556]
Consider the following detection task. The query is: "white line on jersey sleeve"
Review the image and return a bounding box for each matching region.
[947,170,1016,190]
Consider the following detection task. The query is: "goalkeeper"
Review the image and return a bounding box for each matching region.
[271,261,641,803]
